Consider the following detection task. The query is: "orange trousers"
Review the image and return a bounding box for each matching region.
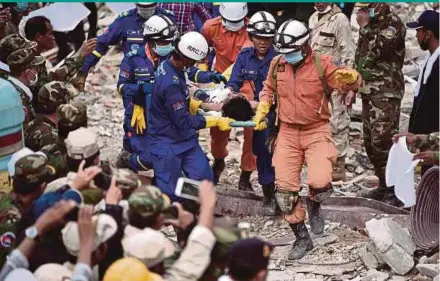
[273,121,337,224]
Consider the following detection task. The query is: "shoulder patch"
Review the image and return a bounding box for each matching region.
[1,232,15,248]
[117,11,129,19]
[277,64,285,73]
[381,26,397,39]
[331,57,342,67]
[120,70,131,79]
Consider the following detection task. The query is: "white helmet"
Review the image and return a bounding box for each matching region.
[143,14,178,41]
[176,32,209,61]
[247,11,277,37]
[274,20,310,54]
[135,2,156,7]
[219,2,248,22]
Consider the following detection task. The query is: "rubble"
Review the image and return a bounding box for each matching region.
[363,269,390,281]
[417,264,440,279]
[365,218,415,275]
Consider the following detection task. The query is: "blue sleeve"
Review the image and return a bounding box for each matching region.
[164,85,206,130]
[187,67,214,83]
[227,52,245,92]
[117,56,140,99]
[80,19,125,73]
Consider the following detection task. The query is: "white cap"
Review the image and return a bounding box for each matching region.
[62,213,118,256]
[176,31,209,62]
[34,264,72,281]
[274,20,310,54]
[8,148,46,176]
[65,127,99,160]
[122,226,175,268]
[5,268,36,281]
[219,2,247,22]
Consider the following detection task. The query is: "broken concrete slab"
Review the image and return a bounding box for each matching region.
[365,218,415,275]
[389,276,408,281]
[417,264,440,278]
[363,269,390,281]
[359,242,386,270]
[311,233,339,246]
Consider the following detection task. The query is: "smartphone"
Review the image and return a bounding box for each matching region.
[175,178,201,202]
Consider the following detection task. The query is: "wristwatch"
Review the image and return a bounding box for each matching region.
[25,226,40,241]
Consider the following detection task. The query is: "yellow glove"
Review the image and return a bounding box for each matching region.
[197,63,209,71]
[253,101,270,130]
[204,116,235,131]
[335,69,359,85]
[131,105,146,135]
[189,98,203,115]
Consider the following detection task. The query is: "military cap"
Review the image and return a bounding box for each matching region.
[65,128,99,160]
[114,169,141,191]
[128,186,170,217]
[13,154,55,184]
[6,47,45,71]
[32,187,83,219]
[227,238,273,270]
[0,34,36,62]
[36,81,69,113]
[57,102,87,127]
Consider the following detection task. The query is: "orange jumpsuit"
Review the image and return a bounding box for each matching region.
[259,51,361,223]
[201,17,256,172]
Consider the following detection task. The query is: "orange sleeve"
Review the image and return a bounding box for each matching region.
[323,56,362,92]
[201,22,213,46]
[259,58,278,104]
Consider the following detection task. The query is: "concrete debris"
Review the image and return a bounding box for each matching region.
[419,253,440,265]
[416,264,440,278]
[365,218,415,275]
[412,274,433,281]
[359,242,386,270]
[434,275,439,281]
[363,269,390,281]
[311,233,339,247]
[389,276,408,281]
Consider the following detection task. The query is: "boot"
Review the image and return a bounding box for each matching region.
[288,222,313,260]
[262,183,276,216]
[306,197,324,235]
[115,149,131,169]
[332,157,346,181]
[238,171,253,192]
[212,159,225,185]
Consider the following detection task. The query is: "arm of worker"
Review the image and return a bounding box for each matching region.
[194,3,212,22]
[72,206,95,281]
[334,15,355,67]
[117,56,144,104]
[187,66,227,84]
[165,181,216,281]
[324,56,362,93]
[80,19,125,74]
[226,52,245,92]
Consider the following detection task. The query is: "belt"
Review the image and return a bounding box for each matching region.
[280,120,328,131]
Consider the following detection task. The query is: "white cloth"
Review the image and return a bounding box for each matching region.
[414,46,440,97]
[7,76,32,100]
[386,137,419,207]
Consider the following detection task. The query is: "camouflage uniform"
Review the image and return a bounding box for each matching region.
[415,132,440,166]
[41,102,87,178]
[128,185,170,218]
[24,81,69,151]
[354,5,406,187]
[0,193,21,267]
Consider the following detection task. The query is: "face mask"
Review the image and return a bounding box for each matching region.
[14,2,28,13]
[153,43,173,57]
[368,8,376,18]
[222,20,245,32]
[137,7,155,19]
[26,69,38,86]
[284,51,304,64]
[315,5,332,14]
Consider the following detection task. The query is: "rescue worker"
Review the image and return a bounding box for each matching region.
[226,11,278,215]
[24,81,69,151]
[309,2,356,181]
[354,3,405,205]
[254,20,361,259]
[148,31,234,201]
[117,14,226,172]
[201,2,254,185]
[79,3,175,77]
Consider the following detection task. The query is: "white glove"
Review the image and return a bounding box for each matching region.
[208,88,232,104]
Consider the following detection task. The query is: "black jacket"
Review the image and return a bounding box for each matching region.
[409,56,439,134]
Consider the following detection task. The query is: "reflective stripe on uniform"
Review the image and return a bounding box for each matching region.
[118,84,124,96]
[92,50,103,58]
[127,37,144,41]
[134,73,150,77]
[194,70,201,83]
[137,155,149,170]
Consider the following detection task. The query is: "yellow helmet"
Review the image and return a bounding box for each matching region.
[103,258,163,281]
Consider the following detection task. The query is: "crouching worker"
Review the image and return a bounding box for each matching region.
[254,20,361,259]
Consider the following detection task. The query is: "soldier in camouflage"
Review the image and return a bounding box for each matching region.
[0,154,55,267]
[393,131,440,166]
[354,3,406,204]
[41,102,88,178]
[24,81,69,151]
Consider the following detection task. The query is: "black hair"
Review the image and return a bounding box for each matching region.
[57,120,88,139]
[24,16,51,41]
[228,263,262,281]
[222,96,254,121]
[66,151,99,172]
[12,173,51,195]
[128,210,161,229]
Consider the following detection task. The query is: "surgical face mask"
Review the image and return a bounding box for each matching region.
[14,2,28,13]
[153,43,173,57]
[137,6,155,19]
[284,51,304,65]
[315,5,332,14]
[222,20,245,32]
[26,69,38,86]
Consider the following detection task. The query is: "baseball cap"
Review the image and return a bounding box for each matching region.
[6,48,45,71]
[227,238,273,270]
[36,81,69,113]
[122,227,175,268]
[57,102,88,127]
[128,186,171,218]
[13,154,55,184]
[62,213,118,256]
[103,258,163,281]
[0,34,36,62]
[406,10,439,33]
[34,264,72,281]
[4,268,36,281]
[32,187,83,219]
[65,127,100,160]
[7,148,46,176]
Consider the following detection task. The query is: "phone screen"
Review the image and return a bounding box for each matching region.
[181,181,200,198]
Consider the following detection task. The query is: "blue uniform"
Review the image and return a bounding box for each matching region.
[80,8,175,74]
[118,46,216,173]
[227,46,278,185]
[148,59,213,201]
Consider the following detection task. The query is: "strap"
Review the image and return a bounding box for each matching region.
[271,55,283,127]
[314,53,333,115]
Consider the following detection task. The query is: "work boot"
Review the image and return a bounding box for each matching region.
[306,197,324,235]
[115,149,131,169]
[238,171,253,192]
[332,157,346,181]
[288,222,314,260]
[262,183,277,216]
[212,159,225,185]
